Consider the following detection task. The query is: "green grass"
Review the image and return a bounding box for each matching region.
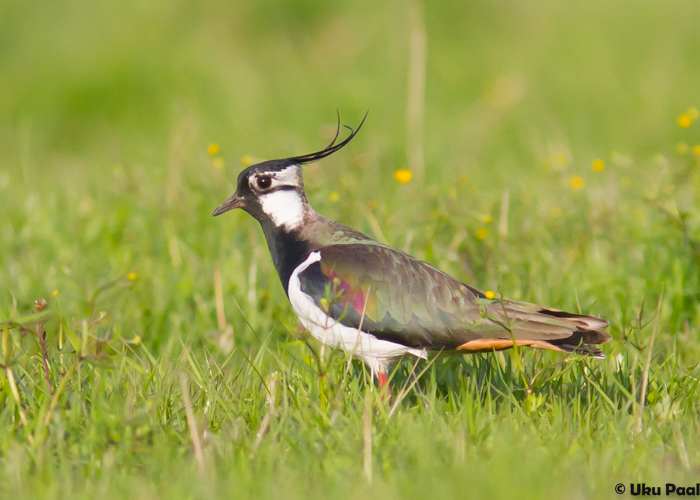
[2,0,700,498]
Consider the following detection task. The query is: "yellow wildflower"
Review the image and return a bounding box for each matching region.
[51,290,58,296]
[678,113,692,128]
[482,215,493,224]
[693,146,700,155]
[591,159,605,172]
[329,191,340,203]
[569,176,585,190]
[484,290,495,300]
[207,143,220,155]
[212,158,225,169]
[476,228,489,240]
[394,169,413,184]
[241,155,252,166]
[127,273,138,281]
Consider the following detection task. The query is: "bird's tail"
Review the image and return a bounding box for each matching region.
[458,299,611,358]
[542,328,611,358]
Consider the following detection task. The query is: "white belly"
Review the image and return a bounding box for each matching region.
[288,251,426,374]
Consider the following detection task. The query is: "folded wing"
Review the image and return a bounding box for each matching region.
[297,243,611,357]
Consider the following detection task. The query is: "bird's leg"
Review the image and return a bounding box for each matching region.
[368,360,391,401]
[377,371,389,391]
[377,368,391,401]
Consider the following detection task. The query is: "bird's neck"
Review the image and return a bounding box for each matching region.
[260,213,315,294]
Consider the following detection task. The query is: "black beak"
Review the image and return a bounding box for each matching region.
[212,193,245,216]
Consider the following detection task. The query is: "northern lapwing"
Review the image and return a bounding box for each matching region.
[213,116,611,390]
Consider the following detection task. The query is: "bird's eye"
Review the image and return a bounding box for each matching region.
[256,177,272,189]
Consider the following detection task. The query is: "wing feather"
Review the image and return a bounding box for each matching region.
[297,242,610,352]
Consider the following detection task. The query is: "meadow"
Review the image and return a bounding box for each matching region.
[1,0,700,498]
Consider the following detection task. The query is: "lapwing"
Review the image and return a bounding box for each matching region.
[213,116,611,390]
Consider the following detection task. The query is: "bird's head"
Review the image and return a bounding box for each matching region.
[212,114,366,231]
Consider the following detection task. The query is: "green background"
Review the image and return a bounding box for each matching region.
[1,0,700,498]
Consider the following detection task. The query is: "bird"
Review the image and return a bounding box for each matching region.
[213,116,611,391]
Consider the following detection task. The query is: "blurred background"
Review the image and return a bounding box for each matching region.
[2,0,698,158]
[1,0,700,353]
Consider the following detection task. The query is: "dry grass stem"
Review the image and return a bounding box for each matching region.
[637,292,663,433]
[406,1,426,181]
[250,372,278,459]
[179,372,206,476]
[363,393,373,484]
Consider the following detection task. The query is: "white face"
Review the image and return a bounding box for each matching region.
[254,166,306,230]
[260,189,305,230]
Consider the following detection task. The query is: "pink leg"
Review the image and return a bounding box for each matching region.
[377,370,391,400]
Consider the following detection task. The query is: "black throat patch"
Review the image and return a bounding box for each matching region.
[261,223,311,294]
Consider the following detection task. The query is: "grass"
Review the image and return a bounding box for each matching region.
[2,0,700,498]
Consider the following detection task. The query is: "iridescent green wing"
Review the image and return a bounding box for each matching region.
[298,243,609,350]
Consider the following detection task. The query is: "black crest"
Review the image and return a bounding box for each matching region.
[284,111,367,166]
